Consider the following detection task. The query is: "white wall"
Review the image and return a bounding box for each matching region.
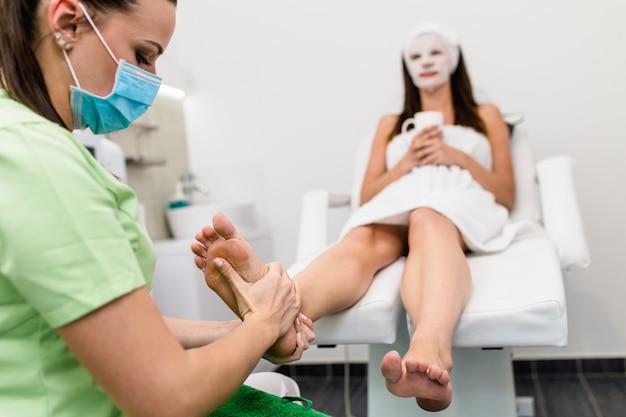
[158,0,626,358]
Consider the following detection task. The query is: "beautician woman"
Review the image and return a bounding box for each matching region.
[0,1,312,416]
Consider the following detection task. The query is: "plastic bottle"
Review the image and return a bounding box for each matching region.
[168,181,191,209]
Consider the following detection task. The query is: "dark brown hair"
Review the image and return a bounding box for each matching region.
[0,0,176,128]
[389,50,486,141]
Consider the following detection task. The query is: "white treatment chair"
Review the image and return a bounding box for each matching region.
[287,122,590,417]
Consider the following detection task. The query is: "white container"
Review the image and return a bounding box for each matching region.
[73,129,128,183]
[166,201,258,241]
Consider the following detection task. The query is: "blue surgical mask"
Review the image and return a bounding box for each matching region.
[63,2,162,134]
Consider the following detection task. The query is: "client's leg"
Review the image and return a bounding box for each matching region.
[292,223,407,321]
[381,208,471,412]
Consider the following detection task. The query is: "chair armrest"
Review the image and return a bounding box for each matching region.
[295,190,351,261]
[536,156,590,270]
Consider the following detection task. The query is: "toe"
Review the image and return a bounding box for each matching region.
[213,213,241,240]
[196,225,219,245]
[381,350,403,382]
[436,370,450,385]
[405,358,427,375]
[190,242,207,257]
[426,365,443,381]
[416,359,430,373]
[193,255,206,271]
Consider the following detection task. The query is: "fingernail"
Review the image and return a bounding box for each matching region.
[299,313,309,321]
[297,332,302,340]
[213,258,223,268]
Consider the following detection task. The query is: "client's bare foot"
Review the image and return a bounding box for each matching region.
[192,212,266,285]
[381,343,453,412]
[191,213,301,359]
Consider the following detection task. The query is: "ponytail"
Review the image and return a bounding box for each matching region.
[0,0,66,127]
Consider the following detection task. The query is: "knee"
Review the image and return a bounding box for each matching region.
[408,208,466,252]
[409,208,447,226]
[408,208,455,235]
[342,225,403,258]
[342,225,379,247]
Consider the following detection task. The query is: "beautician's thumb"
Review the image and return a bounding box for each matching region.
[213,258,244,289]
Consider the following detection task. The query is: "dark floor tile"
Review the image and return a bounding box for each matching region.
[294,375,366,417]
[585,375,626,416]
[278,364,366,380]
[278,364,335,379]
[581,358,626,375]
[514,377,544,417]
[295,379,340,415]
[513,360,534,376]
[345,377,367,416]
[278,364,367,417]
[538,376,598,417]
[514,377,536,397]
[535,359,579,375]
[339,363,367,377]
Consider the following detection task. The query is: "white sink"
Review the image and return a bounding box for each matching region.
[166,201,258,240]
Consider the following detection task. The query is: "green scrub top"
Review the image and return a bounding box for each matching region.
[0,89,155,416]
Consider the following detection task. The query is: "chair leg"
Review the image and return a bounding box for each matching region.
[443,348,518,417]
[367,316,518,417]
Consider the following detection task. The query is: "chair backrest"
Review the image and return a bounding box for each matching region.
[349,125,543,222]
[508,127,542,222]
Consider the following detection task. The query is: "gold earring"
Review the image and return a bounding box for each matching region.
[54,31,73,50]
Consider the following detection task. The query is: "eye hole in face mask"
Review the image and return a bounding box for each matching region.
[409,48,445,62]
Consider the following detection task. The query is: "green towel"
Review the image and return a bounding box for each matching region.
[209,384,332,417]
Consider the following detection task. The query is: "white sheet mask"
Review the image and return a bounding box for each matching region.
[405,33,452,92]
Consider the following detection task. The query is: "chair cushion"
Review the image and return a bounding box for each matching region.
[508,128,542,223]
[536,156,590,270]
[290,223,567,348]
[454,223,567,347]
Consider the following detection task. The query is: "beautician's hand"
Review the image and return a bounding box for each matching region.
[263,314,315,364]
[213,259,301,342]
